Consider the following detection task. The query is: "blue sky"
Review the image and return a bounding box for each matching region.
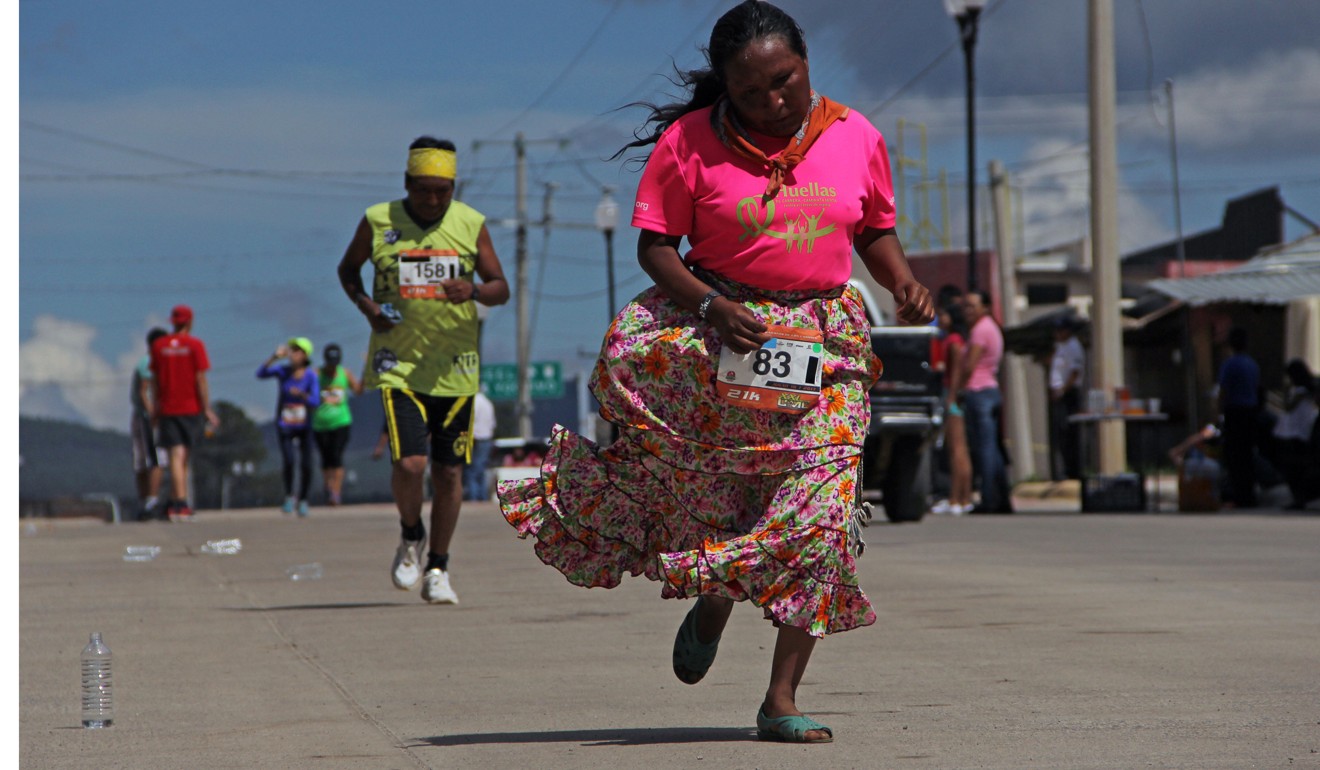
[19,0,1320,429]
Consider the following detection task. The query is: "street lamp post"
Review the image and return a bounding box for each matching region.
[221,460,255,510]
[945,0,985,291]
[594,186,620,322]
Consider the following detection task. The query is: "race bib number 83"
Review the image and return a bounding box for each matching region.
[399,250,461,299]
[716,325,824,414]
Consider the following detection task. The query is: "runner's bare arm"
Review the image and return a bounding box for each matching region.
[637,229,768,355]
[441,224,509,305]
[197,371,219,427]
[855,226,933,326]
[346,367,364,396]
[149,374,161,425]
[959,343,985,393]
[947,342,965,408]
[139,375,154,419]
[337,217,394,332]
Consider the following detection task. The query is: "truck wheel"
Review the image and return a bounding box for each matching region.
[882,437,931,523]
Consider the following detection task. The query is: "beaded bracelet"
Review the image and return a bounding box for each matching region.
[698,290,722,320]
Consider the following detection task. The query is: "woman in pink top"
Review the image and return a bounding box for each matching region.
[498,1,932,743]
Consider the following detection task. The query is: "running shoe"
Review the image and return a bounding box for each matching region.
[420,568,459,604]
[282,497,295,514]
[930,499,954,515]
[391,537,426,590]
[168,503,194,523]
[297,500,309,518]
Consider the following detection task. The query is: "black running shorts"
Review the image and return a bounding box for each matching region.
[380,388,474,465]
[313,426,352,469]
[157,413,204,449]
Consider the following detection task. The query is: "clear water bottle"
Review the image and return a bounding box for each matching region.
[80,632,113,728]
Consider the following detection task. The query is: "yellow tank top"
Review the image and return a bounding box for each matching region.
[363,199,485,396]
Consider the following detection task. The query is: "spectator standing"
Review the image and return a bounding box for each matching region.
[959,290,1013,513]
[312,343,363,506]
[931,302,972,515]
[1271,359,1318,509]
[1217,327,1260,507]
[464,390,496,501]
[150,305,219,521]
[1048,315,1086,480]
[131,327,169,520]
[257,338,321,516]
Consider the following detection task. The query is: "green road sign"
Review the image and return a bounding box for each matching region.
[482,361,563,401]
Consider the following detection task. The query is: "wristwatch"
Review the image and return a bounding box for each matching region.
[698,290,722,320]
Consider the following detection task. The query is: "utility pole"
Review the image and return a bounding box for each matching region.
[471,133,569,440]
[1089,0,1127,474]
[990,160,1035,482]
[514,133,531,439]
[1166,79,1200,432]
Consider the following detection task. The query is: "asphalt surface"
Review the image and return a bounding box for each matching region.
[19,497,1320,769]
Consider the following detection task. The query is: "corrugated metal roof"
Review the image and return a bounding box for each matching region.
[1147,233,1320,306]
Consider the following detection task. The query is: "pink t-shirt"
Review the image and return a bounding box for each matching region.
[631,105,896,291]
[966,315,1003,392]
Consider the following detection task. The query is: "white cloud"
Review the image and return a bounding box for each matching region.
[1014,139,1169,255]
[1130,48,1320,154]
[19,315,127,430]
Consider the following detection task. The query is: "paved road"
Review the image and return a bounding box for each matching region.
[20,502,1320,769]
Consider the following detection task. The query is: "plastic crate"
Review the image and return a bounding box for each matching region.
[1081,472,1146,513]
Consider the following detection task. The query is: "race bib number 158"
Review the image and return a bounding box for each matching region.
[716,325,824,414]
[399,249,461,299]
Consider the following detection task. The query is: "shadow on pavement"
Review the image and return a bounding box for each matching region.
[226,602,416,612]
[415,726,758,746]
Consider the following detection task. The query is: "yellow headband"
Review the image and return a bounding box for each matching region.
[407,148,457,179]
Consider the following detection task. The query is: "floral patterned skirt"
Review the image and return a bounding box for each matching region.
[497,271,882,637]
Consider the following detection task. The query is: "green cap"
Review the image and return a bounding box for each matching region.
[288,337,314,358]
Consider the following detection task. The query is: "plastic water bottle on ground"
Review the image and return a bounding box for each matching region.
[123,545,161,562]
[81,632,113,728]
[286,562,323,581]
[199,538,242,555]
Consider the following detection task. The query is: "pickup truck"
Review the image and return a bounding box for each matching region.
[849,280,943,523]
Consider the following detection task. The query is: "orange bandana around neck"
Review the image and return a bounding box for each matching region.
[712,92,850,201]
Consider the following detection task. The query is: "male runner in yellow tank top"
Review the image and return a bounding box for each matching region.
[337,136,510,604]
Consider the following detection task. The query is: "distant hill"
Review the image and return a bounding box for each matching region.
[20,417,136,501]
[19,379,590,508]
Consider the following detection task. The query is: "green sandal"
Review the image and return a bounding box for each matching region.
[672,598,721,685]
[756,707,834,743]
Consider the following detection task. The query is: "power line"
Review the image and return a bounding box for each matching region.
[486,0,626,139]
[862,0,1009,120]
[22,119,210,169]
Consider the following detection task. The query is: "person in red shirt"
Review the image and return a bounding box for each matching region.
[150,305,219,521]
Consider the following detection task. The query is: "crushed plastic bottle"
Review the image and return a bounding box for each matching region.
[285,562,323,581]
[198,538,242,555]
[123,545,161,562]
[81,632,113,728]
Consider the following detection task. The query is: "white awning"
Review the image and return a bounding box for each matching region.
[1147,234,1320,306]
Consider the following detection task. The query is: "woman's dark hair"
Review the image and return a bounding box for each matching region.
[1285,358,1314,390]
[942,299,969,339]
[614,0,807,159]
[146,327,168,346]
[324,343,343,365]
[410,136,456,152]
[1228,326,1248,352]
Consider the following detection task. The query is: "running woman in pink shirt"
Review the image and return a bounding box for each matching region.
[498,1,932,743]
